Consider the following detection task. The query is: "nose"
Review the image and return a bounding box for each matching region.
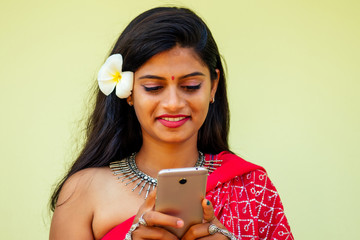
[162,86,185,112]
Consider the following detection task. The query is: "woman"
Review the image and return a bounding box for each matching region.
[50,7,293,240]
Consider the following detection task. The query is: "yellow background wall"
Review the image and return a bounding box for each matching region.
[1,0,359,239]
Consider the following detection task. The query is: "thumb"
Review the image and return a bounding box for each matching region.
[136,189,157,218]
[202,199,215,222]
[144,188,157,210]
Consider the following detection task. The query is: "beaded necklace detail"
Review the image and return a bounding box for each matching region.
[109,152,221,199]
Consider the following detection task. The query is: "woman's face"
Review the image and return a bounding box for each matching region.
[131,46,219,145]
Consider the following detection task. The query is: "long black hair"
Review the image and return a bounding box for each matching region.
[50,7,230,211]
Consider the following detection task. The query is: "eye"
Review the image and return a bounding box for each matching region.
[143,86,163,92]
[182,84,201,91]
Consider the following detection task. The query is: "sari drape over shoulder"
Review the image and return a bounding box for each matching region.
[102,151,293,240]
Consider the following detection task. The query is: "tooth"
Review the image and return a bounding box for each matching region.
[161,117,186,121]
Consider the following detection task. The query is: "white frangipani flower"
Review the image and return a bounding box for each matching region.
[98,54,134,98]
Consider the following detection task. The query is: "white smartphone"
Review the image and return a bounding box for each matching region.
[155,167,208,238]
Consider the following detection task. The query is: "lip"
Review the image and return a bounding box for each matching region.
[157,114,190,128]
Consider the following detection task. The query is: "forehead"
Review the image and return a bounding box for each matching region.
[135,46,208,74]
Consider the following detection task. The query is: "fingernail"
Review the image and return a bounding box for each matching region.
[207,200,211,206]
[177,220,184,227]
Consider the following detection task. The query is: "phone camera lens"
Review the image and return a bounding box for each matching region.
[179,178,187,184]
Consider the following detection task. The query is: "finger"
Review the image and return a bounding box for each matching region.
[142,210,184,228]
[202,199,215,222]
[143,188,157,209]
[135,190,157,220]
[181,223,210,240]
[181,223,230,240]
[133,226,179,240]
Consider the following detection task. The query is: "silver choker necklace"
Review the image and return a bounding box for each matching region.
[110,152,206,199]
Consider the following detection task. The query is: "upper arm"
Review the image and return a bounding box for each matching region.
[50,169,96,240]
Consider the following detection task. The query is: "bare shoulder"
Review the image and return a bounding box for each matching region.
[56,167,110,206]
[51,166,145,239]
[91,166,146,239]
[50,167,112,240]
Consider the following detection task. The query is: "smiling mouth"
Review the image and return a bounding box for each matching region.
[157,115,190,128]
[160,117,187,122]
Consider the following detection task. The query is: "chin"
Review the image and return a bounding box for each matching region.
[157,133,196,144]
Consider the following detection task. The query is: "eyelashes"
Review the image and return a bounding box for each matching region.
[143,86,163,92]
[183,84,201,91]
[143,84,201,92]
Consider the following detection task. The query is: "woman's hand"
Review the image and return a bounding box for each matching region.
[181,199,231,240]
[129,190,184,240]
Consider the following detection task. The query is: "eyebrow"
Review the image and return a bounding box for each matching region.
[180,72,205,79]
[138,71,205,80]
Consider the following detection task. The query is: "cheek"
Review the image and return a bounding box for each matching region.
[132,91,158,124]
[189,97,210,119]
[188,86,212,116]
[133,97,149,117]
[132,88,147,122]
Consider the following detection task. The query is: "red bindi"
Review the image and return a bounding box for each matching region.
[171,76,175,80]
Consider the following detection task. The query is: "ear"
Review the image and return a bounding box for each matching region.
[210,69,220,102]
[127,95,133,106]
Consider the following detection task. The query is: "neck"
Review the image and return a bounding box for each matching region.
[135,140,199,178]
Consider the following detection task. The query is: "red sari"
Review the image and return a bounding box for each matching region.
[102,151,294,240]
